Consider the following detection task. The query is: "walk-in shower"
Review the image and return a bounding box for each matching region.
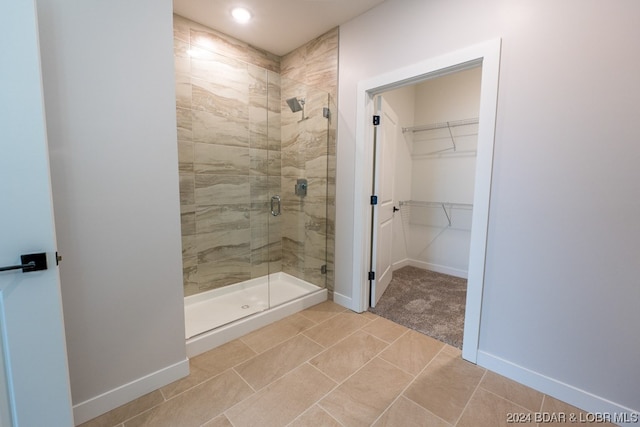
[175,31,333,355]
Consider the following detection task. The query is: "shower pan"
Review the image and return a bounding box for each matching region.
[178,69,332,356]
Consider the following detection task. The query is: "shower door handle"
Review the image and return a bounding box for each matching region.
[271,195,281,216]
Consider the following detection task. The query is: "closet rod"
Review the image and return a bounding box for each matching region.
[399,200,473,210]
[402,117,479,133]
[399,200,473,227]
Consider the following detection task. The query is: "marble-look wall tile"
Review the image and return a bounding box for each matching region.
[190,28,249,63]
[191,79,248,121]
[182,256,198,296]
[268,151,282,177]
[174,14,336,297]
[250,176,280,203]
[198,256,252,290]
[191,55,249,101]
[250,148,268,176]
[281,27,338,101]
[281,146,305,178]
[191,110,249,148]
[247,45,280,73]
[195,175,250,207]
[280,48,305,85]
[250,203,281,245]
[281,27,338,292]
[248,65,267,102]
[182,234,196,259]
[181,212,196,236]
[179,173,195,205]
[197,228,251,265]
[305,28,338,59]
[196,205,250,235]
[267,72,282,151]
[304,216,328,262]
[248,150,282,178]
[172,14,191,43]
[249,106,269,150]
[303,255,327,288]
[177,140,194,173]
[267,72,282,113]
[176,106,192,140]
[175,54,191,112]
[282,237,304,277]
[194,143,250,175]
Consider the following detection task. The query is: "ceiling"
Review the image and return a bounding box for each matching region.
[172,0,386,56]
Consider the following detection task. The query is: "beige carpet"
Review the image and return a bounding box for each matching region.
[369,266,467,349]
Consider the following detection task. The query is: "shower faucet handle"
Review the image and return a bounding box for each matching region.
[295,179,308,197]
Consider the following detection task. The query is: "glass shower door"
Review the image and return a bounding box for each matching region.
[269,77,330,305]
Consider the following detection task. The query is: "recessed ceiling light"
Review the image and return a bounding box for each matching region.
[231,7,252,24]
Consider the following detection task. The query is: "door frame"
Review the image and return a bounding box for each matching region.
[352,39,501,363]
[369,95,398,308]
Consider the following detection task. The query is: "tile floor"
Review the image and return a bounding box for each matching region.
[80,301,615,427]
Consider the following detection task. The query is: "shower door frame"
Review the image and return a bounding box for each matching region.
[269,77,331,298]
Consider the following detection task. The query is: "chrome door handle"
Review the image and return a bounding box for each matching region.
[271,195,281,216]
[0,253,48,273]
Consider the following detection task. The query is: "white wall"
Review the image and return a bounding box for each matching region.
[408,68,480,276]
[36,0,188,422]
[336,0,640,417]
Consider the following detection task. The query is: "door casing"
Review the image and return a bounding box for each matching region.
[369,95,398,307]
[352,39,501,363]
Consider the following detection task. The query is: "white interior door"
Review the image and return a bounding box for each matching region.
[370,96,398,307]
[0,0,74,425]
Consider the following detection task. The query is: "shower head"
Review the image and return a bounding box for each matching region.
[286,97,304,113]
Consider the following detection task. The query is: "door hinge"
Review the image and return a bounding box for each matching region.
[370,195,378,205]
[368,271,376,281]
[373,115,380,126]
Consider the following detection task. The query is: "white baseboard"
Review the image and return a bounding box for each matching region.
[391,259,411,271]
[477,351,639,426]
[332,291,354,311]
[407,259,468,279]
[72,358,190,425]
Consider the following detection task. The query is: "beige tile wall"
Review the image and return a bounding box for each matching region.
[173,15,338,296]
[282,27,339,295]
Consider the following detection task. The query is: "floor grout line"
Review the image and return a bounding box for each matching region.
[371,342,451,427]
[452,368,488,426]
[88,300,598,427]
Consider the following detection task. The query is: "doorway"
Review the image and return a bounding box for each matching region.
[352,40,501,362]
[369,66,482,349]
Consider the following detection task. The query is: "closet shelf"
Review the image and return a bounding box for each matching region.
[399,200,473,227]
[400,200,473,209]
[402,117,478,134]
[403,117,478,155]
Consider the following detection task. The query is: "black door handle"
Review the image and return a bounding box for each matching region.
[0,253,48,273]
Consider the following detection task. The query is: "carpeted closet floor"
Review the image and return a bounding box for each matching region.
[369,266,467,349]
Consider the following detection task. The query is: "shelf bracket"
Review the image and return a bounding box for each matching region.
[447,122,457,152]
[441,203,452,227]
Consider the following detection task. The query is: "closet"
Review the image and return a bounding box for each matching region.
[369,66,482,348]
[399,115,478,278]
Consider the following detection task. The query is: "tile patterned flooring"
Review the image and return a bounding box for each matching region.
[80,301,614,427]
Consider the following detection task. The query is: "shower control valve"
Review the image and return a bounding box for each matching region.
[295,179,308,197]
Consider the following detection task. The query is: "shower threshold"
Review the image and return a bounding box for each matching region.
[185,272,327,357]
